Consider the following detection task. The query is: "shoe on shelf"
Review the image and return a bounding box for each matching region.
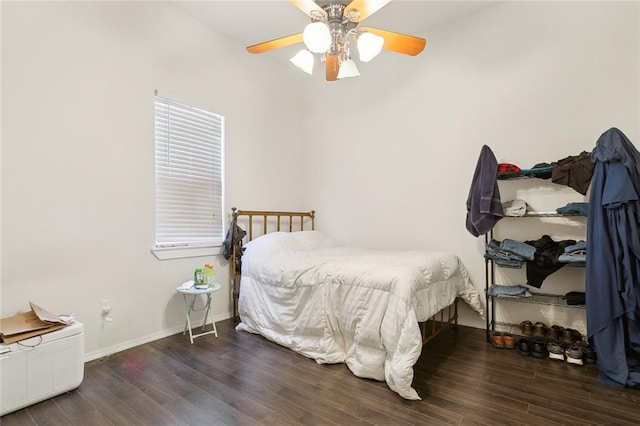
[547,341,565,361]
[546,324,564,341]
[574,341,598,364]
[533,322,548,338]
[516,338,531,356]
[566,345,586,365]
[584,347,598,364]
[520,320,534,336]
[561,328,583,344]
[503,333,515,349]
[531,339,548,358]
[490,332,505,348]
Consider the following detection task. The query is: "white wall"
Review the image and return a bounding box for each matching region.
[1,1,308,358]
[303,1,639,329]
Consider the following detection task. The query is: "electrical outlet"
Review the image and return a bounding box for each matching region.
[101,299,111,315]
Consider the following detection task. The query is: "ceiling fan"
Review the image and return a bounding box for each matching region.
[246,0,427,81]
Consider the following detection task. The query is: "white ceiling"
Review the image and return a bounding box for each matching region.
[168,0,498,58]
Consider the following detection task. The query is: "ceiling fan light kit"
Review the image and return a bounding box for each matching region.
[357,31,384,62]
[290,49,315,74]
[302,21,332,53]
[247,0,427,81]
[336,58,360,78]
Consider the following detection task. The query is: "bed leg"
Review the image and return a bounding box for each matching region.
[453,298,459,329]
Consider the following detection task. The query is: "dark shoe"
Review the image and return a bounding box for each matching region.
[533,322,548,338]
[547,341,565,361]
[566,345,586,365]
[584,347,598,364]
[503,333,515,349]
[546,325,564,341]
[531,339,548,358]
[561,328,582,344]
[575,341,598,364]
[516,338,531,356]
[520,320,534,336]
[490,332,505,348]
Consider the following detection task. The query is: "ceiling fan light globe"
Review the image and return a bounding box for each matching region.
[303,22,331,53]
[290,49,314,75]
[337,59,360,79]
[357,32,384,62]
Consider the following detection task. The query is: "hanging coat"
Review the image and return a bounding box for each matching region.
[587,127,640,388]
[466,145,504,237]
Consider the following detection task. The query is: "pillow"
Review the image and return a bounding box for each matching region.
[243,231,341,265]
[289,230,342,250]
[245,232,303,258]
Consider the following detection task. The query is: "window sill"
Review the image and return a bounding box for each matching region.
[151,245,221,260]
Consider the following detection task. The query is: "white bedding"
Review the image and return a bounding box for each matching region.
[236,231,484,400]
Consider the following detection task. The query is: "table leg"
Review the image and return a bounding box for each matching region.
[182,294,195,344]
[202,294,212,332]
[203,294,218,338]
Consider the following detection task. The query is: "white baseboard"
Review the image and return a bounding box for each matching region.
[84,312,232,362]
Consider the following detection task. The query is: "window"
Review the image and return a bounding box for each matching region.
[154,96,224,250]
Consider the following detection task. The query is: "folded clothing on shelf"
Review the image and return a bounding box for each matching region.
[520,163,556,179]
[487,284,532,298]
[496,163,522,179]
[564,240,586,252]
[524,235,576,288]
[556,202,589,217]
[502,199,528,217]
[484,239,537,269]
[563,291,586,305]
[551,151,594,196]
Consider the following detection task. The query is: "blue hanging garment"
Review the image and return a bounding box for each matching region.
[587,127,640,388]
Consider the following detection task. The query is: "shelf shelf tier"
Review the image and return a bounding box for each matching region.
[486,291,585,309]
[515,212,583,217]
[490,320,586,342]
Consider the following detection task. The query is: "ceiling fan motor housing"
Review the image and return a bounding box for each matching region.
[321,3,358,57]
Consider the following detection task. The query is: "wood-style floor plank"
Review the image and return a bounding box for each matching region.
[2,320,639,425]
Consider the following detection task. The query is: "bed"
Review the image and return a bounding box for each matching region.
[229,208,484,400]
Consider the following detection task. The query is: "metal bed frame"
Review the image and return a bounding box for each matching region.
[229,208,457,345]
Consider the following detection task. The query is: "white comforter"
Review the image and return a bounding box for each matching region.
[236,231,484,400]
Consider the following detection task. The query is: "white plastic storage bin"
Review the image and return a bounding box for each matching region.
[0,321,84,416]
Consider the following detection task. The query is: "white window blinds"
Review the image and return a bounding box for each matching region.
[154,96,224,248]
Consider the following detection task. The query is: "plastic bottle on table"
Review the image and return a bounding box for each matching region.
[203,264,214,286]
[194,268,204,286]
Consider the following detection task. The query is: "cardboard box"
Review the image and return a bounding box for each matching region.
[0,302,71,344]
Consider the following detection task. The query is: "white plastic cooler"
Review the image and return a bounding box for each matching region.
[0,321,84,416]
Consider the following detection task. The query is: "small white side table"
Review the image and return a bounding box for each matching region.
[176,282,221,344]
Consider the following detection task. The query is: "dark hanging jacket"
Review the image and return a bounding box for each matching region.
[587,127,640,388]
[222,220,246,261]
[466,145,504,237]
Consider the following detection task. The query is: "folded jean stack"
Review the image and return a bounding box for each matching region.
[558,240,586,267]
[512,321,597,366]
[484,238,536,268]
[486,284,532,299]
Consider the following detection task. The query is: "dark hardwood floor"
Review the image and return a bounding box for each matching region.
[2,319,639,425]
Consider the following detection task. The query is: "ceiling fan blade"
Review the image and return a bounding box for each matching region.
[246,33,303,54]
[289,0,325,17]
[326,55,339,81]
[344,0,392,22]
[359,27,427,56]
